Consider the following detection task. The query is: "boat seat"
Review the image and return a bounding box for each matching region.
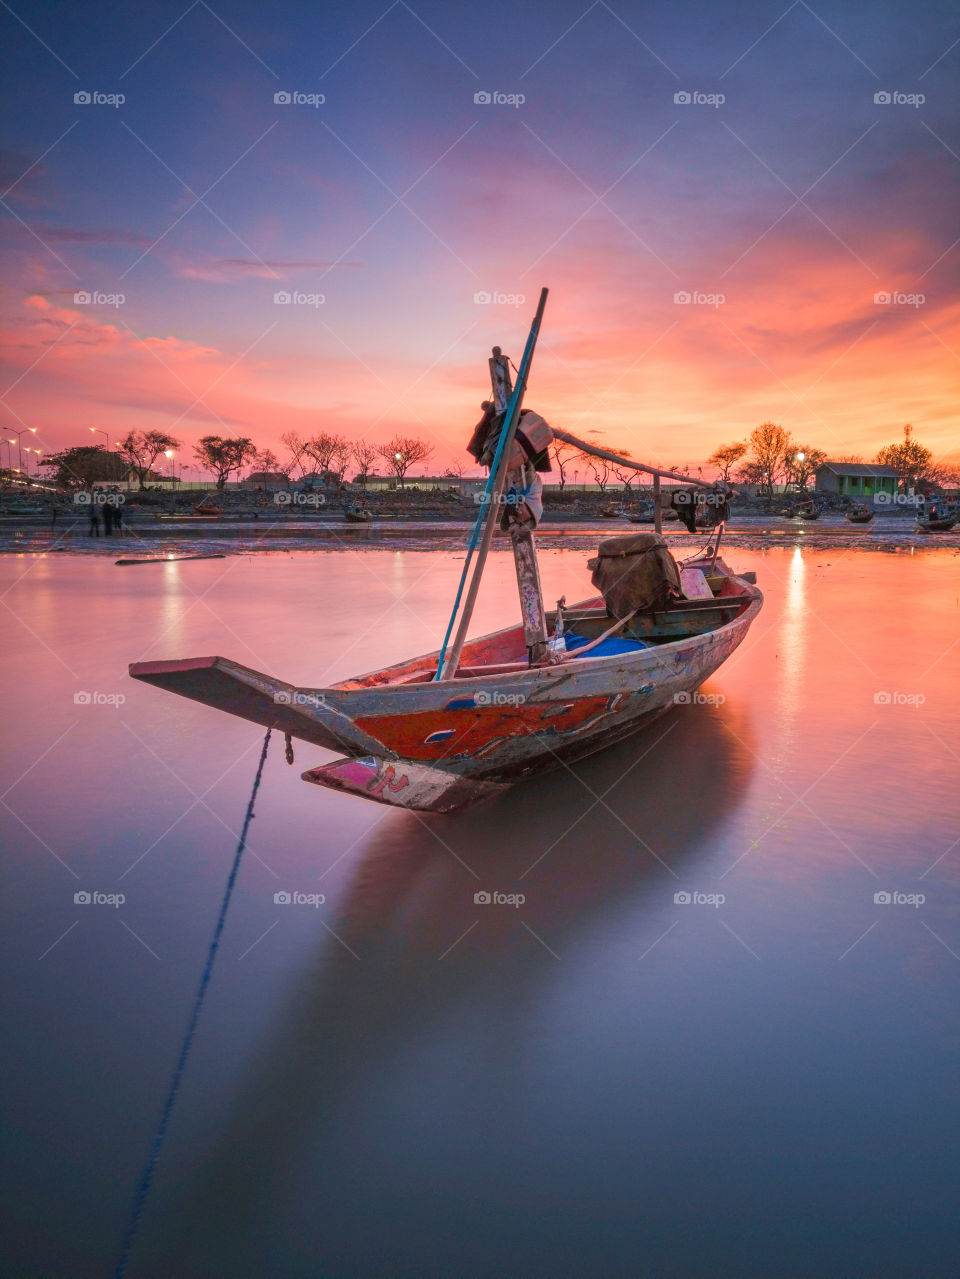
[679,568,714,600]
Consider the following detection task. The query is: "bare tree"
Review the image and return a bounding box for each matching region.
[609,446,636,491]
[737,421,790,503]
[376,435,434,487]
[876,424,935,490]
[281,431,310,479]
[351,441,378,487]
[783,444,826,493]
[707,441,747,483]
[550,437,581,490]
[248,447,282,477]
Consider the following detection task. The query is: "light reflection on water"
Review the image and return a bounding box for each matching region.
[1,547,959,1278]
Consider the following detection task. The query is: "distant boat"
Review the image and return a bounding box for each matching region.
[845,503,874,524]
[796,500,819,521]
[129,290,762,812]
[915,515,957,533]
[344,502,372,523]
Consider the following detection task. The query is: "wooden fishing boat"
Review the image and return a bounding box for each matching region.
[130,290,762,812]
[845,503,874,524]
[795,500,819,520]
[193,502,222,517]
[344,503,372,523]
[131,555,760,812]
[915,515,957,533]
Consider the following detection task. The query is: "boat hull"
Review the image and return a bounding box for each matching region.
[129,564,761,811]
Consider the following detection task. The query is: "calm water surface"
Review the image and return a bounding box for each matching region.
[2,547,959,1278]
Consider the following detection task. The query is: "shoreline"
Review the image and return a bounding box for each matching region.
[1,513,957,557]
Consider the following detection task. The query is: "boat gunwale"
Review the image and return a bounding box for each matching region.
[330,575,763,693]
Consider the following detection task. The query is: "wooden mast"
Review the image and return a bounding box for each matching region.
[438,288,549,681]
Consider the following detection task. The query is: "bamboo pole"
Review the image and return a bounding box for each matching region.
[549,428,732,489]
[437,288,548,681]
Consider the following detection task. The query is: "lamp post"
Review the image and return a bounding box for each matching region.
[89,427,109,449]
[164,449,178,488]
[9,427,37,471]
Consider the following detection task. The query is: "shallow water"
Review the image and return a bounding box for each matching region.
[2,547,959,1278]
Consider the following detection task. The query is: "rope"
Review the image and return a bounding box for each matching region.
[114,727,273,1279]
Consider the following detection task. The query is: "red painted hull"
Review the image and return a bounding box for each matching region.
[129,558,762,810]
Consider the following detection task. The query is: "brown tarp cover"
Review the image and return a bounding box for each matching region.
[587,532,681,618]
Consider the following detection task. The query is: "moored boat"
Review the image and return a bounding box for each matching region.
[130,291,763,812]
[846,503,874,524]
[915,515,957,533]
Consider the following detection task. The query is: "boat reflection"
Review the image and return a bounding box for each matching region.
[154,698,756,1270]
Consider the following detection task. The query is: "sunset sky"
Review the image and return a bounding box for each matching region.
[1,0,958,478]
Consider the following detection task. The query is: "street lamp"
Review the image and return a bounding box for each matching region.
[8,427,37,471]
[164,449,178,486]
[90,427,109,449]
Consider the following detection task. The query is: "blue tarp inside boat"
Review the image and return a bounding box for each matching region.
[563,632,648,657]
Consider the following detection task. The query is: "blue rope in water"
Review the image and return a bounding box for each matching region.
[114,727,273,1279]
